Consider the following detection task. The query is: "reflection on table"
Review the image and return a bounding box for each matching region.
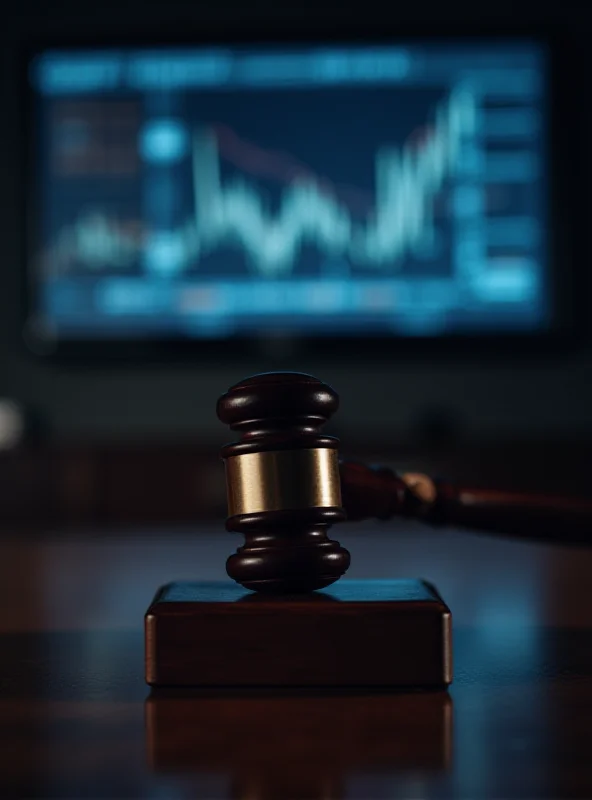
[147,690,452,800]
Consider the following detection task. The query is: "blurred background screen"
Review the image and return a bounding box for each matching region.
[27,39,550,343]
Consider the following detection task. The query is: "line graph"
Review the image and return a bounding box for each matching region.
[211,122,377,214]
[43,85,476,277]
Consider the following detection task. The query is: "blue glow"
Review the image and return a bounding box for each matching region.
[30,40,549,339]
[140,119,188,163]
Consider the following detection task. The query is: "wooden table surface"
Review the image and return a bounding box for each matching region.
[1,520,592,799]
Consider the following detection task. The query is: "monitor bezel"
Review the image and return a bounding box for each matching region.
[20,23,585,364]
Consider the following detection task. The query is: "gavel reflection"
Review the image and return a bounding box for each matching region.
[146,690,452,800]
[218,372,592,593]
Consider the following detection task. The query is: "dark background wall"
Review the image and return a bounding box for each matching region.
[1,0,590,445]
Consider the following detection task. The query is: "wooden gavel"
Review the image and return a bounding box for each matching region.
[217,371,592,593]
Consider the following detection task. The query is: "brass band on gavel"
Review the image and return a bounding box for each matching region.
[224,448,342,517]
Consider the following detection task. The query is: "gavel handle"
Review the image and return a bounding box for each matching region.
[339,460,592,546]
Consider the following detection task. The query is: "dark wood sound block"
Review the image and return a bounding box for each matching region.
[145,579,452,688]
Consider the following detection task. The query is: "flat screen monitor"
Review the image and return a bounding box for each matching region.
[23,34,570,356]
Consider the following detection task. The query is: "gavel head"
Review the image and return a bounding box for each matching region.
[217,372,350,593]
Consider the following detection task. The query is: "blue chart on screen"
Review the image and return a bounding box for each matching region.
[31,41,548,339]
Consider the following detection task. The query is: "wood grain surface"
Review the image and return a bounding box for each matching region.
[145,579,452,687]
[1,521,592,798]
